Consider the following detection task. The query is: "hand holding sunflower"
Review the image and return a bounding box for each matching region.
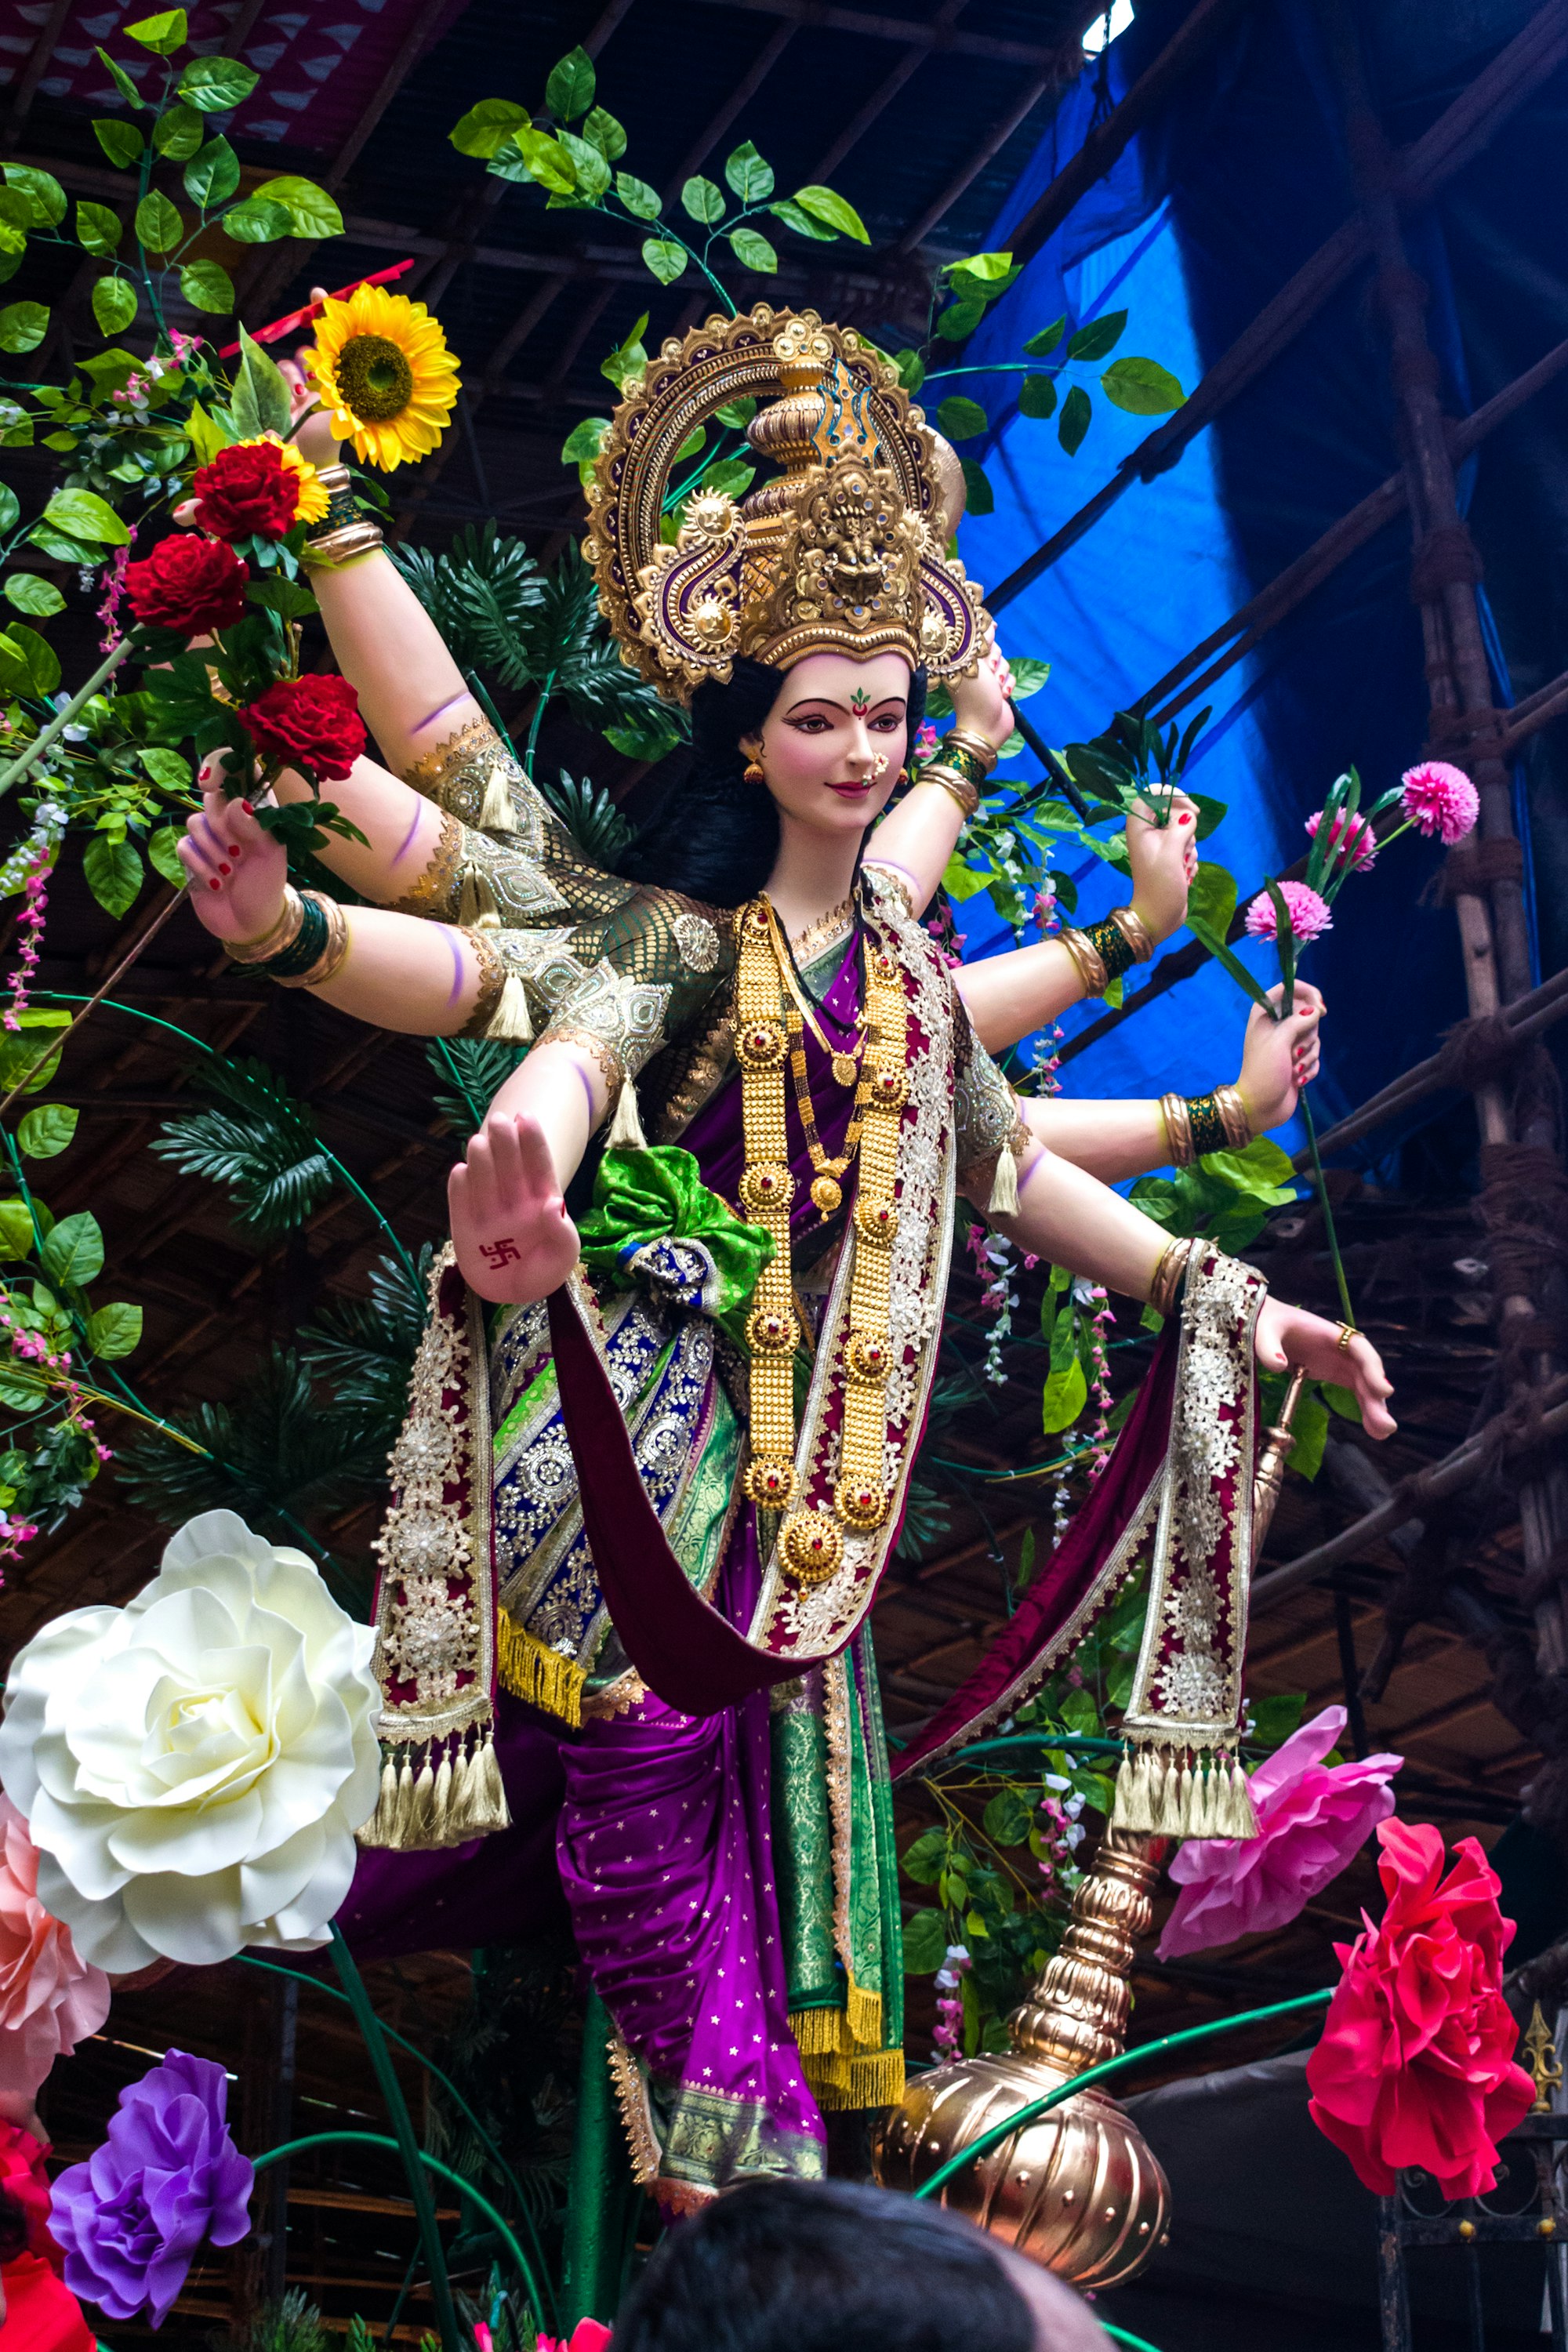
[303,282,460,470]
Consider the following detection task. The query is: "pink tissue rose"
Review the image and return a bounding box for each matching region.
[0,1795,110,2098]
[1400,760,1479,845]
[1157,1705,1400,1958]
[1243,879,1333,944]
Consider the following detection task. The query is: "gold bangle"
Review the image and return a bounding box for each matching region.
[1214,1081,1254,1150]
[274,891,350,988]
[919,764,979,818]
[1149,1236,1195,1320]
[946,726,1000,777]
[223,887,303,964]
[1109,905,1155,964]
[302,517,384,568]
[1160,1091,1194,1169]
[1058,927,1109,998]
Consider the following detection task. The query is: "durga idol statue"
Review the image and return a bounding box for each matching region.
[175,304,1394,2211]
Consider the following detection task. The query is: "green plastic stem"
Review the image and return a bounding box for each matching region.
[328,1927,464,2352]
[911,1987,1331,2203]
[563,1988,630,2325]
[249,2129,545,2328]
[1298,1087,1356,1330]
[1103,2326,1167,2352]
[0,637,136,802]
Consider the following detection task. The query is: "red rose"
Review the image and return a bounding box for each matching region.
[124,535,249,636]
[1305,1818,1534,2199]
[192,441,301,541]
[240,673,365,783]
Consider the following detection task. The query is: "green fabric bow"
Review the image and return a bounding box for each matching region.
[577,1145,773,1351]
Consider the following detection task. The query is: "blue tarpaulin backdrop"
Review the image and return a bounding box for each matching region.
[949,0,1568,1187]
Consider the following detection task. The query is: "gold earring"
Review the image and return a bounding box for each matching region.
[742,757,765,786]
[895,766,908,786]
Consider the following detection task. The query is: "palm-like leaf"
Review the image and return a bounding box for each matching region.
[539,768,635,868]
[426,1038,525,1139]
[390,522,544,687]
[151,1056,335,1236]
[299,1246,431,1423]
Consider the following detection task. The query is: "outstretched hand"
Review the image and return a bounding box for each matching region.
[449,1109,580,1305]
[1254,1296,1396,1439]
[176,761,289,944]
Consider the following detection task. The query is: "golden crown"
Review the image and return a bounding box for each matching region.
[584,307,985,703]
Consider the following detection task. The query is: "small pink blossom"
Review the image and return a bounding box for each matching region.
[535,2327,612,2352]
[1305,808,1377,873]
[1157,1706,1401,1958]
[1400,760,1479,845]
[0,1792,111,2096]
[1243,879,1333,944]
[913,720,939,760]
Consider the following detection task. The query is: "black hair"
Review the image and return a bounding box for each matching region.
[612,2176,1035,2352]
[622,658,927,909]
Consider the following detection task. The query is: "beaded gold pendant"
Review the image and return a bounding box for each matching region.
[811,1173,843,1215]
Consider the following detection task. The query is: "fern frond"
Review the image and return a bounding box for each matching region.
[299,1246,431,1419]
[390,524,543,688]
[151,1056,335,1236]
[539,768,635,868]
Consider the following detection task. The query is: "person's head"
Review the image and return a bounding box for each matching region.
[611,2176,1111,2352]
[624,654,926,907]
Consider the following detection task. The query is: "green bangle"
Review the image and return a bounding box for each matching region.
[942,739,991,792]
[263,893,329,978]
[1185,1091,1229,1157]
[1081,915,1137,985]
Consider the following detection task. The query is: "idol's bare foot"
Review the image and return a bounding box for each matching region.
[448,1110,579,1303]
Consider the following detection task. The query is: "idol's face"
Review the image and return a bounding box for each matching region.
[742,649,913,840]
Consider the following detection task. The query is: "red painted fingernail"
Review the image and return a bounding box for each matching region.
[1179,814,1192,826]
[219,862,231,875]
[241,800,253,815]
[227,844,241,856]
[208,877,222,892]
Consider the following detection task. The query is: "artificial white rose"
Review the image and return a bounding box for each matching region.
[0,1511,381,1973]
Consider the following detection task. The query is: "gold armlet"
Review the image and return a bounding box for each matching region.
[387,808,465,920]
[1058,926,1109,998]
[1109,904,1155,964]
[1213,1081,1254,1150]
[402,717,524,835]
[456,928,508,1039]
[1159,1092,1195,1169]
[273,892,350,989]
[302,463,384,568]
[1148,1236,1196,1319]
[918,764,979,819]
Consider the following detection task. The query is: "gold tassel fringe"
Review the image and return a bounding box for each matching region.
[355,1721,513,1851]
[458,862,502,931]
[485,972,533,1044]
[479,761,519,834]
[986,1140,1020,1218]
[496,1612,586,1726]
[1112,1741,1261,1842]
[605,1077,647,1152]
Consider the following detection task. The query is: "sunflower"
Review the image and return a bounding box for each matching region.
[304,285,460,471]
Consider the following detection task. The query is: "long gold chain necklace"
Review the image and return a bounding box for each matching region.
[767,898,865,1088]
[734,893,909,1583]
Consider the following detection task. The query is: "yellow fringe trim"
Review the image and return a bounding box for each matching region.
[789,1983,882,2057]
[798,2045,906,2111]
[497,1615,585,1727]
[846,1978,882,2051]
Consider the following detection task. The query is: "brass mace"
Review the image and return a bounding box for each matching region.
[874,1370,1307,2288]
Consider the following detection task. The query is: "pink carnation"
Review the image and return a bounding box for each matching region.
[1400,760,1479,845]
[1156,1706,1400,1958]
[1243,879,1333,944]
[0,1793,111,2097]
[1305,808,1377,873]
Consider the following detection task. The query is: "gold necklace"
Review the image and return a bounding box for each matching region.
[733,896,909,1581]
[766,898,863,1087]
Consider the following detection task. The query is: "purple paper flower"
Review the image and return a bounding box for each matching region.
[49,2048,253,2325]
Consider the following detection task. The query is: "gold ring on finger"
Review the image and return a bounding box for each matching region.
[1335,1321,1357,1353]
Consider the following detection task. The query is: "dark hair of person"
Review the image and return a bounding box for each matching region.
[622,657,927,909]
[612,2176,1035,2352]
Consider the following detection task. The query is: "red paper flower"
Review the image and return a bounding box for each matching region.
[239,673,365,783]
[191,437,326,542]
[124,536,249,637]
[1305,1818,1534,2199]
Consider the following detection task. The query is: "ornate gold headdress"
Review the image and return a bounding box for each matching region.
[585,306,985,702]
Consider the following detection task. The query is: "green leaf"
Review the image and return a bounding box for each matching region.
[0,622,59,695]
[958,456,993,517]
[42,1210,104,1290]
[0,1011,68,1100]
[580,106,626,162]
[92,117,144,169]
[74,200,122,256]
[3,575,64,617]
[902,1908,948,1974]
[84,834,143,918]
[1009,655,1051,700]
[681,175,724,224]
[179,258,234,314]
[1287,1381,1329,1480]
[44,488,130,546]
[1250,1692,1307,1750]
[232,324,292,439]
[0,224,24,267]
[935,298,985,343]
[599,312,648,390]
[450,97,530,157]
[1067,309,1127,362]
[86,1301,143,1359]
[513,129,577,195]
[1058,383,1092,456]
[0,302,47,354]
[91,274,138,336]
[951,247,1013,282]
[768,195,836,241]
[900,1827,946,1885]
[1188,860,1236,938]
[0,488,16,532]
[728,224,775,274]
[0,190,30,238]
[545,45,595,122]
[1323,1381,1361,1421]
[641,236,687,286]
[18,1104,77,1160]
[1101,354,1185,416]
[890,349,924,394]
[1023,316,1065,358]
[982,1787,1033,1846]
[556,130,610,201]
[183,398,230,464]
[133,189,182,252]
[792,183,869,242]
[615,171,660,220]
[245,579,318,620]
[0,1199,34,1258]
[258,174,343,239]
[95,50,145,107]
[560,415,611,466]
[125,9,187,53]
[3,167,67,228]
[222,196,292,244]
[1199,1136,1297,1196]
[184,136,241,209]
[147,824,187,885]
[152,101,204,158]
[935,394,988,441]
[1018,372,1057,420]
[724,140,774,201]
[177,51,259,109]
[1042,1354,1087,1434]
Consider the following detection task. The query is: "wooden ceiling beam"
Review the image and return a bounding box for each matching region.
[682,0,1064,68]
[809,0,970,183]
